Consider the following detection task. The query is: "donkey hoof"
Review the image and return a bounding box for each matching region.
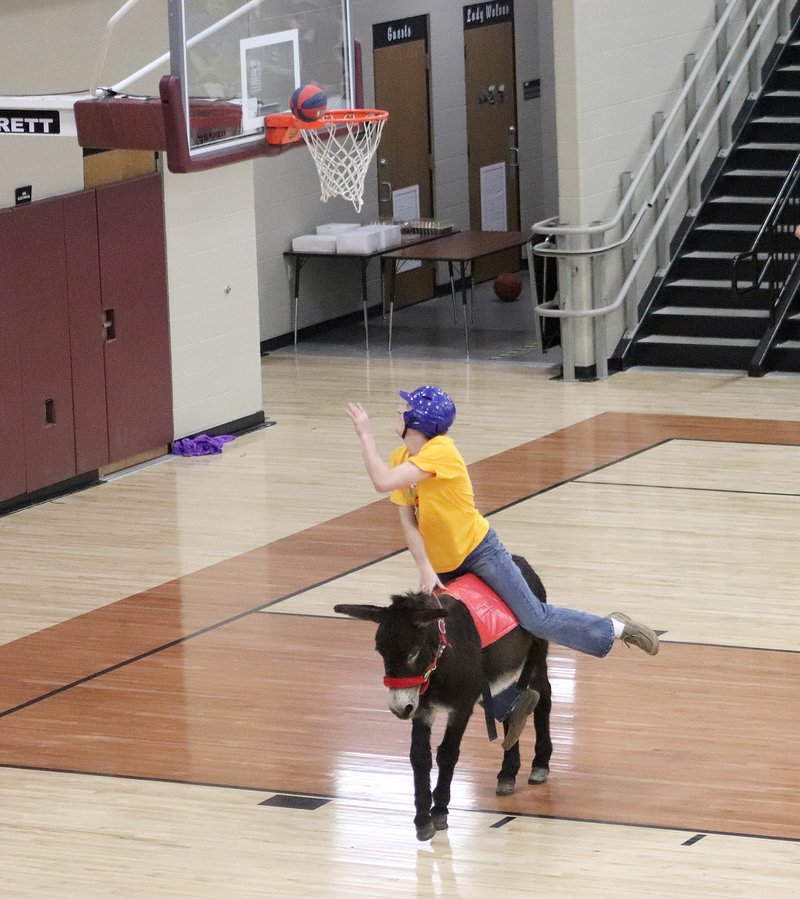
[496,777,516,797]
[416,822,437,841]
[528,766,549,785]
[431,810,449,831]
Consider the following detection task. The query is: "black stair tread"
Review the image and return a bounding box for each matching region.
[737,141,800,150]
[637,335,759,347]
[708,195,775,203]
[653,306,769,317]
[695,223,760,230]
[681,250,769,258]
[666,277,771,289]
[752,115,800,123]
[724,168,791,176]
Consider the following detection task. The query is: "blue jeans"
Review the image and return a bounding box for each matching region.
[439,528,614,658]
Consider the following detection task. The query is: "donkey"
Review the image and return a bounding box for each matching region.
[334,555,552,841]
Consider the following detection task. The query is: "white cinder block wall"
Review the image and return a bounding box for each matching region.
[552,0,718,367]
[163,164,264,440]
[554,0,718,225]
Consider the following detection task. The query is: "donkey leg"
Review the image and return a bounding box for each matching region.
[410,716,436,841]
[529,676,553,785]
[430,710,471,832]
[496,741,521,796]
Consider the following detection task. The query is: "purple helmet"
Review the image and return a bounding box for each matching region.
[399,386,456,438]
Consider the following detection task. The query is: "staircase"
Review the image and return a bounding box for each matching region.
[617,32,800,374]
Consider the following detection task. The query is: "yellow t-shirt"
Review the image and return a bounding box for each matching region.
[389,435,490,573]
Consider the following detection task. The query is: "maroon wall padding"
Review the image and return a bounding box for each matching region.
[63,190,110,473]
[96,174,173,461]
[12,199,78,493]
[74,96,168,150]
[0,209,27,502]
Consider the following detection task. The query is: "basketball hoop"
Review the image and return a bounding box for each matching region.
[266,109,388,213]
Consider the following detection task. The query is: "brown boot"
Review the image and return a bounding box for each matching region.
[501,687,540,751]
[610,612,659,655]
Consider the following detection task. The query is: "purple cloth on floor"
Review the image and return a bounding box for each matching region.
[172,434,234,456]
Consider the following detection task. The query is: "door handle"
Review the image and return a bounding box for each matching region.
[379,181,393,204]
[102,308,116,341]
[508,125,519,169]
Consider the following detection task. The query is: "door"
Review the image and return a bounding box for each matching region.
[373,15,435,306]
[0,209,26,502]
[464,3,520,282]
[12,198,78,493]
[64,189,111,473]
[96,174,173,463]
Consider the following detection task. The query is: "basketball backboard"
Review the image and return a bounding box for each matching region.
[168,0,354,161]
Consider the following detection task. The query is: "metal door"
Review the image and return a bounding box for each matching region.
[464,6,521,282]
[373,16,435,305]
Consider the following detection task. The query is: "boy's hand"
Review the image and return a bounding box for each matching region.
[418,563,444,595]
[345,402,372,439]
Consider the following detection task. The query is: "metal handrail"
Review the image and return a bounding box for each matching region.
[731,151,800,294]
[529,0,792,379]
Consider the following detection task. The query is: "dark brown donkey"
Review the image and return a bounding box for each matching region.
[335,555,552,841]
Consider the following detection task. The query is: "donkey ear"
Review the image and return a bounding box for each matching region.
[334,603,385,623]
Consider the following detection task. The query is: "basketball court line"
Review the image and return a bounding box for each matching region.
[0,613,798,841]
[1,766,798,898]
[0,417,798,886]
[4,434,789,726]
[1,417,798,715]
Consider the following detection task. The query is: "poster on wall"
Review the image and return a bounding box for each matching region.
[480,162,507,231]
[392,184,422,270]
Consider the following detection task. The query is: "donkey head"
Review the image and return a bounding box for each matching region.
[335,592,449,719]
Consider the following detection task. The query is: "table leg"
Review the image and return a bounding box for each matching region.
[469,264,475,324]
[448,262,458,324]
[384,257,397,352]
[292,256,305,347]
[460,260,470,358]
[359,259,370,353]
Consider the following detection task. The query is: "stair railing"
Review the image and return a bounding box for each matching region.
[732,151,800,373]
[731,151,800,303]
[530,0,793,380]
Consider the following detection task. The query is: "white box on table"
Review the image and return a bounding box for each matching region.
[369,223,403,249]
[316,223,361,236]
[335,227,383,254]
[291,234,338,253]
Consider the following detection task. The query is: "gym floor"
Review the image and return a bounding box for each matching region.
[284,270,561,365]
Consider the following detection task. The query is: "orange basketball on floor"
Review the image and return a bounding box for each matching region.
[493,272,523,302]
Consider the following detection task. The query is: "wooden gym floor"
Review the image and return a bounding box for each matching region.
[1,352,799,897]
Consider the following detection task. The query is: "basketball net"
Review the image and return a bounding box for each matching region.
[266,109,388,213]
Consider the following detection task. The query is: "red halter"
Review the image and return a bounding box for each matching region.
[383,607,451,696]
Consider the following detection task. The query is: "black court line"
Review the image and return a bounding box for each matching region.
[2,432,796,720]
[1,762,798,845]
[575,479,800,499]
[1,442,658,717]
